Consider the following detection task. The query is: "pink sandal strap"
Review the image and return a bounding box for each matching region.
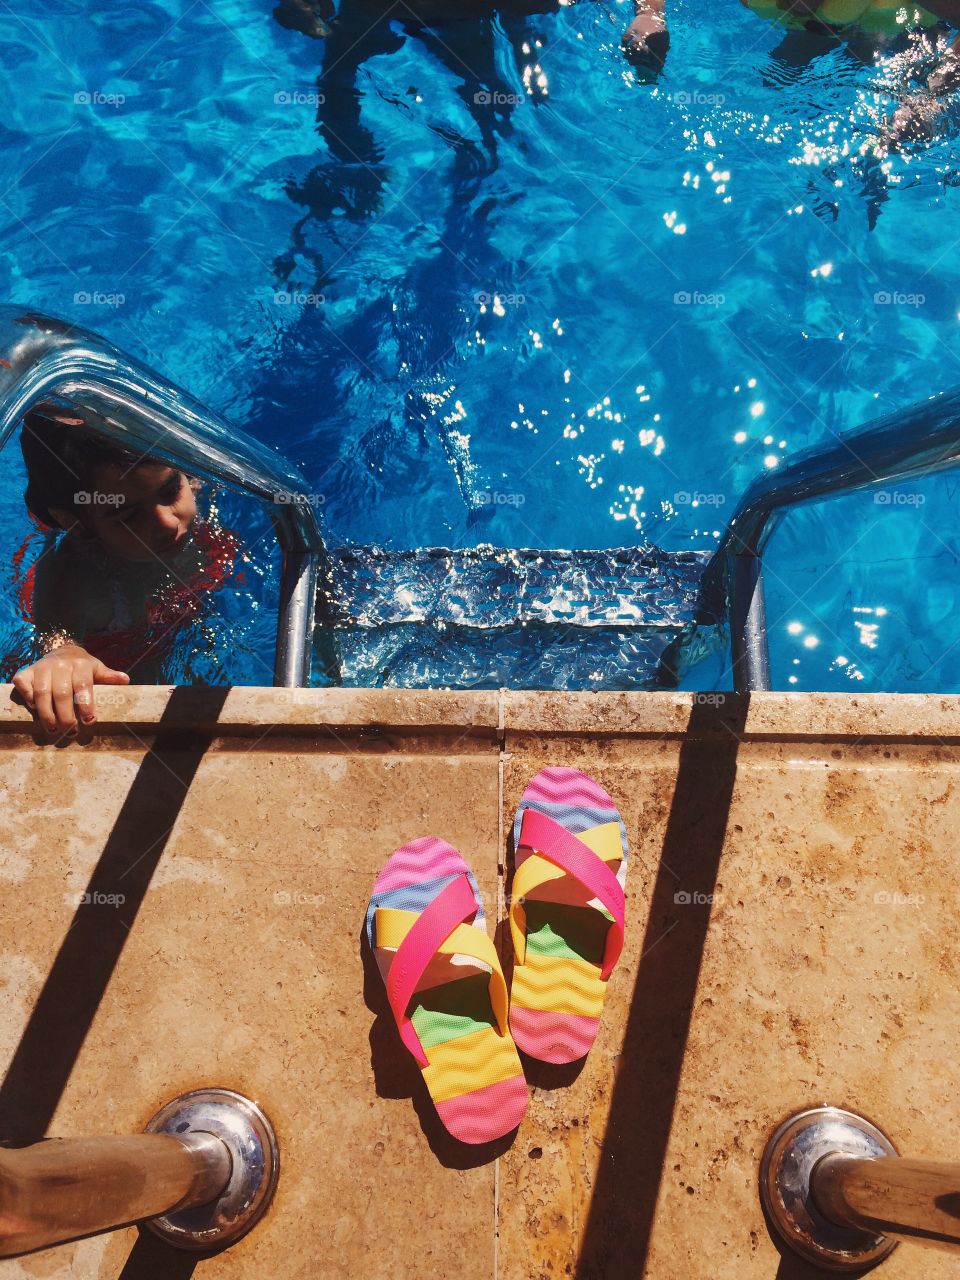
[385,873,483,1067]
[519,808,625,979]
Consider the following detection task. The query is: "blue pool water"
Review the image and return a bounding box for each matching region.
[1,0,960,689]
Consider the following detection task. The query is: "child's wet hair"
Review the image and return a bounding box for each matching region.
[20,402,146,529]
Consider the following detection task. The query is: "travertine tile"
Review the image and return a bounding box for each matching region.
[4,690,960,1280]
[0,700,500,1280]
[0,685,501,735]
[499,696,960,1280]
[502,688,960,740]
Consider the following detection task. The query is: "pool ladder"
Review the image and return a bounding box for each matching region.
[4,302,960,692]
[704,384,960,693]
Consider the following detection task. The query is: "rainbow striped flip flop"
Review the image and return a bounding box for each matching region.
[366,837,528,1144]
[508,767,628,1065]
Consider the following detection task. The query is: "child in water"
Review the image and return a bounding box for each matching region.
[11,403,238,736]
[276,0,669,67]
[275,0,960,88]
[624,0,960,93]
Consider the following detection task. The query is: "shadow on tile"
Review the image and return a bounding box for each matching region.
[0,686,230,1146]
[118,1229,202,1280]
[574,695,750,1278]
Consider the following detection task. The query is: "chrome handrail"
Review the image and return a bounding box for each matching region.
[0,1088,279,1255]
[761,1105,960,1271]
[0,306,327,686]
[703,387,960,692]
[0,1132,231,1256]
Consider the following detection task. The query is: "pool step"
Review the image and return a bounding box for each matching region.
[319,545,715,688]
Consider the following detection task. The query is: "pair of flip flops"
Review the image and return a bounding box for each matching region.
[365,767,628,1144]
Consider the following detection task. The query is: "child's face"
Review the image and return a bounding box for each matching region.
[79,462,198,561]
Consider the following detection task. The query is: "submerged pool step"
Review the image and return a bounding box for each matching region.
[319,545,714,688]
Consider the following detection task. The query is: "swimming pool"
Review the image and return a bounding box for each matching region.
[1,0,959,690]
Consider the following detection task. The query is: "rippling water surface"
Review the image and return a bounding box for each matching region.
[1,0,959,688]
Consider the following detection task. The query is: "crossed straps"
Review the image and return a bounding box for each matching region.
[376,875,509,1068]
[509,808,625,981]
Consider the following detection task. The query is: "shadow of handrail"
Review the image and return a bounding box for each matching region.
[0,686,229,1146]
[575,696,748,1278]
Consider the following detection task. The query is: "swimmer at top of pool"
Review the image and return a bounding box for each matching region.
[10,404,240,736]
[624,0,960,87]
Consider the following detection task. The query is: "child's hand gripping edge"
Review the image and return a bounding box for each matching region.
[13,644,130,736]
